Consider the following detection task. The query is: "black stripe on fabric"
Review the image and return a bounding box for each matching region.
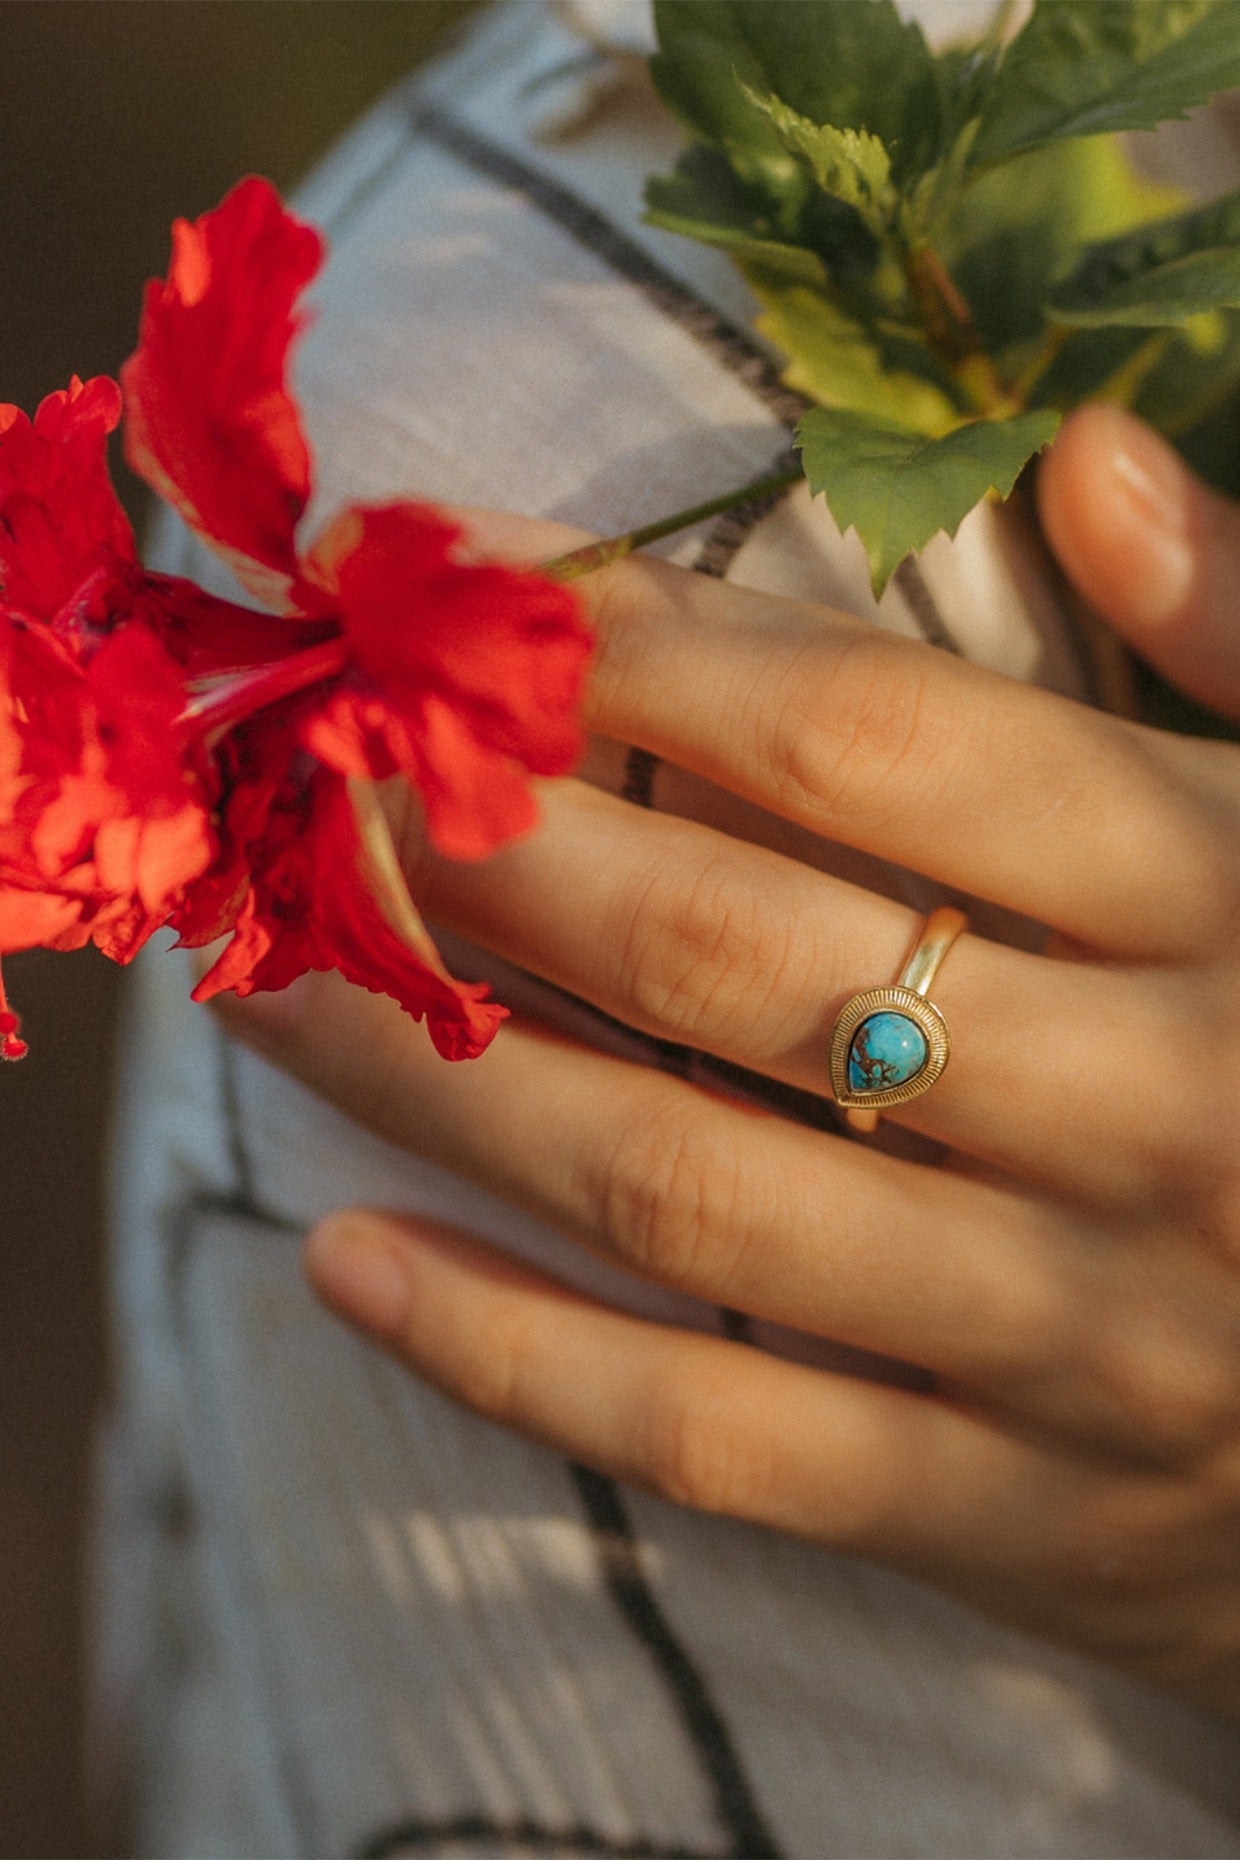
[653,1035,693,1080]
[569,1466,784,1860]
[355,1816,726,1859]
[689,448,801,582]
[892,556,964,657]
[408,106,992,668]
[719,1308,756,1345]
[415,102,807,432]
[621,747,661,808]
[321,124,428,244]
[317,7,495,243]
[214,1023,260,1209]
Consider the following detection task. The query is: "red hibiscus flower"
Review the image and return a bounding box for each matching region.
[0,177,593,1059]
[0,378,221,1054]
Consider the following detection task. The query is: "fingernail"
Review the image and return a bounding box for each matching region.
[305,1215,411,1340]
[1105,409,1196,624]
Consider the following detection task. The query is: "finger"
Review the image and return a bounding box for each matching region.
[456,502,1235,959]
[404,776,1203,1211]
[305,1205,1220,1684]
[215,971,1085,1405]
[219,972,1240,1468]
[302,1203,1039,1566]
[582,548,1236,960]
[1038,404,1240,723]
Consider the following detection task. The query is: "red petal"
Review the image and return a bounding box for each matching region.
[0,613,215,960]
[0,885,83,951]
[121,177,324,611]
[0,961,27,1059]
[302,503,593,859]
[191,768,506,1060]
[129,570,309,677]
[0,376,135,620]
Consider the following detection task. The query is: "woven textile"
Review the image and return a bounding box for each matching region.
[94,6,1240,1855]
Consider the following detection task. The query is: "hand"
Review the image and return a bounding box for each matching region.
[212,405,1240,1719]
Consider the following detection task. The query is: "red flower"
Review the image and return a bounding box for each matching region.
[303,504,590,859]
[0,375,134,623]
[0,380,221,1053]
[0,177,593,1059]
[188,748,503,1061]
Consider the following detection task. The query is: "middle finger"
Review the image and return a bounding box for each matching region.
[575,552,1236,964]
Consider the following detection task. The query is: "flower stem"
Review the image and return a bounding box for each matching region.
[906,242,1013,417]
[542,461,804,581]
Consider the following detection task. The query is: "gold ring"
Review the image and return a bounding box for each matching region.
[828,906,967,1133]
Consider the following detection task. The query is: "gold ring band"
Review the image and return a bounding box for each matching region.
[828,906,967,1133]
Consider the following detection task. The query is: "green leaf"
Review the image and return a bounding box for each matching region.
[644,145,829,285]
[741,88,896,241]
[970,0,1240,173]
[1053,246,1240,328]
[650,0,943,186]
[796,405,1060,595]
[749,272,960,434]
[1134,308,1240,443]
[1151,330,1240,500]
[942,135,1186,354]
[1049,186,1240,327]
[1025,326,1163,410]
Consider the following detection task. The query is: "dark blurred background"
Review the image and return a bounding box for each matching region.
[0,6,475,1854]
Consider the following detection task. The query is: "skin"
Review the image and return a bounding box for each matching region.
[209,403,1240,1721]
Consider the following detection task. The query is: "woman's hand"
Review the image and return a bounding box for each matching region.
[211,404,1240,1719]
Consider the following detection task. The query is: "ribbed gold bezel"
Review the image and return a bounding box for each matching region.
[828,985,951,1112]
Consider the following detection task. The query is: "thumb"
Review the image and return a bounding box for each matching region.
[1037,403,1240,721]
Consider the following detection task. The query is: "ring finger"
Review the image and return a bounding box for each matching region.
[403,774,1191,1211]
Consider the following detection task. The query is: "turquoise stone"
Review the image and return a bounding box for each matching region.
[848,1011,927,1094]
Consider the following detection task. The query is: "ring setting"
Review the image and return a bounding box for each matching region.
[828,906,966,1132]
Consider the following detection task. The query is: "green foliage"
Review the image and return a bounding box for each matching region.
[646,0,1240,588]
[749,275,960,433]
[644,145,829,283]
[968,1,1240,171]
[650,0,946,183]
[942,136,1185,355]
[1049,187,1240,326]
[1134,310,1240,449]
[796,406,1060,596]
[743,90,896,242]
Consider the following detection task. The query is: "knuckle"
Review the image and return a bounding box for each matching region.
[1165,821,1240,951]
[759,633,953,828]
[1087,1310,1240,1464]
[1054,1487,1194,1604]
[581,557,663,711]
[611,850,797,1047]
[1122,733,1240,948]
[598,1097,733,1290]
[642,1367,750,1516]
[451,1305,539,1428]
[1129,985,1240,1209]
